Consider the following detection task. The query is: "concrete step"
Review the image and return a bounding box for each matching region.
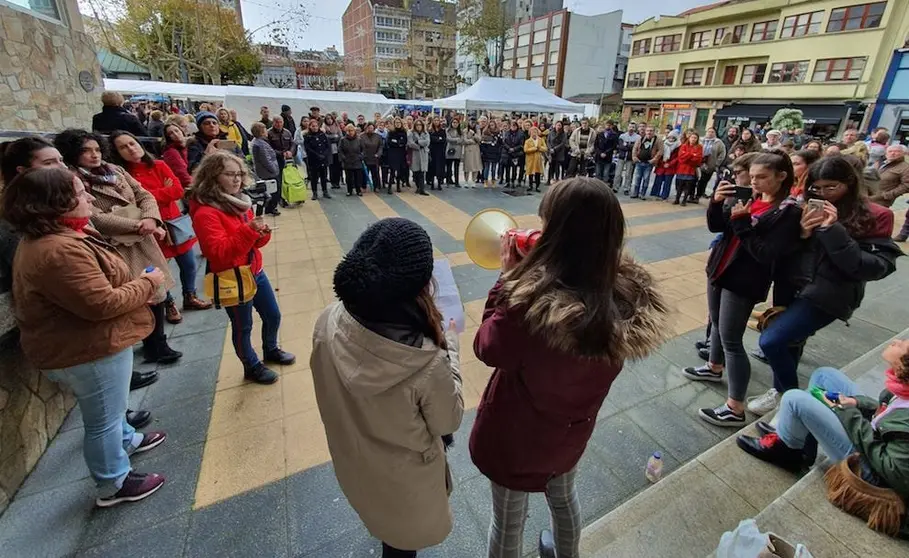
[578,328,909,558]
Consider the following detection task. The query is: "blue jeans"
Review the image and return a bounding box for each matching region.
[225,271,281,370]
[631,162,652,196]
[595,159,612,184]
[46,348,141,496]
[759,298,836,392]
[173,249,199,296]
[651,174,674,199]
[777,367,857,462]
[482,161,497,181]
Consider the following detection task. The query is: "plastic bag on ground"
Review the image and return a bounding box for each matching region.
[716,519,814,558]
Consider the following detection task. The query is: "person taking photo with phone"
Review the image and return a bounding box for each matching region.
[682,151,802,427]
[749,156,902,415]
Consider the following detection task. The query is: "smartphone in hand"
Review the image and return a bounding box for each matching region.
[733,186,753,202]
[807,198,825,214]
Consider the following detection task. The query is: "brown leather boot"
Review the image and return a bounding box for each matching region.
[164,299,183,324]
[183,293,213,311]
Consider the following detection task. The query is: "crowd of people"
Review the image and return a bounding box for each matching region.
[1,91,908,556]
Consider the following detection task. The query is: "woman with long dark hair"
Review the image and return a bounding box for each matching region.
[54,129,182,365]
[312,218,463,558]
[729,128,762,155]
[470,178,668,558]
[501,120,524,189]
[160,124,193,189]
[789,148,821,199]
[682,151,802,427]
[445,117,463,187]
[110,130,211,321]
[749,156,902,416]
[324,114,343,188]
[386,117,409,192]
[427,117,447,190]
[546,121,567,185]
[480,121,501,188]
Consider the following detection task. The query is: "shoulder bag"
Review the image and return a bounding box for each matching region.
[203,250,257,308]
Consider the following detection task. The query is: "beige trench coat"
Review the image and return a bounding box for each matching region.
[462,129,482,176]
[310,302,464,550]
[84,164,175,298]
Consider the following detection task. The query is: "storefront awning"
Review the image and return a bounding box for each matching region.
[713,104,846,125]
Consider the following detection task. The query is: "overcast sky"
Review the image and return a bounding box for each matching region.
[241,0,716,53]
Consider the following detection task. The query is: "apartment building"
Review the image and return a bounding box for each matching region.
[623,0,909,136]
[501,8,627,100]
[343,0,457,98]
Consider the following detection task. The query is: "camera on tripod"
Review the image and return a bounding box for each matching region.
[244,179,277,216]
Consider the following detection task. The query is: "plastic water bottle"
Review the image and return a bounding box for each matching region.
[645,452,663,483]
[144,266,166,301]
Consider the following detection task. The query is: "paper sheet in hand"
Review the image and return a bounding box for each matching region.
[432,259,465,333]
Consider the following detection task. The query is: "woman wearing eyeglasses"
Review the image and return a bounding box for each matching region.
[752,156,902,416]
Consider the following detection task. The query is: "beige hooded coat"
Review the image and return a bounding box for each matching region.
[310,302,464,550]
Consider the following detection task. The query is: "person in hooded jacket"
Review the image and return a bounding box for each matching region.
[748,156,903,416]
[311,218,463,558]
[470,177,668,558]
[303,118,333,200]
[386,118,409,192]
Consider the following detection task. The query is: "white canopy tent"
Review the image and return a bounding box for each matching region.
[225,86,397,128]
[103,78,227,101]
[432,77,585,114]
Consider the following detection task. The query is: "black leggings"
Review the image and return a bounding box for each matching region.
[548,159,562,182]
[329,155,342,186]
[307,163,328,194]
[675,177,696,202]
[445,159,460,184]
[382,543,416,558]
[504,161,519,184]
[529,173,541,189]
[365,164,382,191]
[344,168,362,194]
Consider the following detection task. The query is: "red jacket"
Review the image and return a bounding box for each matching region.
[468,281,623,492]
[161,144,193,188]
[655,144,679,176]
[189,199,270,275]
[126,160,195,258]
[676,142,704,177]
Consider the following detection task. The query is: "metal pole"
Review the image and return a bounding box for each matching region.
[598,76,608,118]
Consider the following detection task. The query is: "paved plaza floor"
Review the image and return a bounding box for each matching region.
[2,184,909,558]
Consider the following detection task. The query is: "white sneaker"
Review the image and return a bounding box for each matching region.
[747,388,780,416]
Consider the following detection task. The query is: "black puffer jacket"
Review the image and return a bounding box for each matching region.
[501,129,525,164]
[785,203,902,321]
[705,198,803,302]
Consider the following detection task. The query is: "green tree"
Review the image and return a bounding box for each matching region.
[771,108,805,132]
[84,0,306,85]
[457,0,508,77]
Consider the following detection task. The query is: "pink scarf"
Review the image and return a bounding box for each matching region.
[885,368,909,398]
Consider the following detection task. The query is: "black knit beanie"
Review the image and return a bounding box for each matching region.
[333,218,434,315]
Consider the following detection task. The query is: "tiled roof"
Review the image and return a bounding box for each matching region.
[96,48,149,75]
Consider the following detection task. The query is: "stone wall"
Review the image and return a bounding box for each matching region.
[0,334,75,514]
[0,4,102,132]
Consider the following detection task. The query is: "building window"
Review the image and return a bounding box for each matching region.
[551,25,562,40]
[6,0,61,20]
[722,65,738,84]
[750,20,778,42]
[689,31,711,49]
[731,24,746,43]
[714,28,726,45]
[549,51,559,64]
[518,34,530,47]
[705,66,715,85]
[780,11,824,38]
[632,38,651,55]
[654,34,681,52]
[647,70,674,87]
[626,72,645,88]
[503,59,514,70]
[532,53,544,66]
[768,61,809,83]
[827,2,887,32]
[547,76,556,88]
[517,57,527,69]
[682,68,704,86]
[534,31,547,44]
[812,57,867,81]
[505,36,515,49]
[741,64,767,84]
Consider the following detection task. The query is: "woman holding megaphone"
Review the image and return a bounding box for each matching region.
[469,177,668,558]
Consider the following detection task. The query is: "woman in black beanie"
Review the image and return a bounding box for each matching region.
[311,217,463,558]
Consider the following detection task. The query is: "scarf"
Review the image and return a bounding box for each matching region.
[77,163,118,189]
[203,191,253,216]
[885,368,909,398]
[663,138,679,161]
[58,216,90,232]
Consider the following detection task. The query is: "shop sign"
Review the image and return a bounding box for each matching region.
[663,103,691,110]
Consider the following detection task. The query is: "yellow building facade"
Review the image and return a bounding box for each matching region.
[623,0,909,136]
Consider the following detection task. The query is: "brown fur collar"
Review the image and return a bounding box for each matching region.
[501,256,669,361]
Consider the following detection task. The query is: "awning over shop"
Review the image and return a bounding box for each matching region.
[712,103,846,125]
